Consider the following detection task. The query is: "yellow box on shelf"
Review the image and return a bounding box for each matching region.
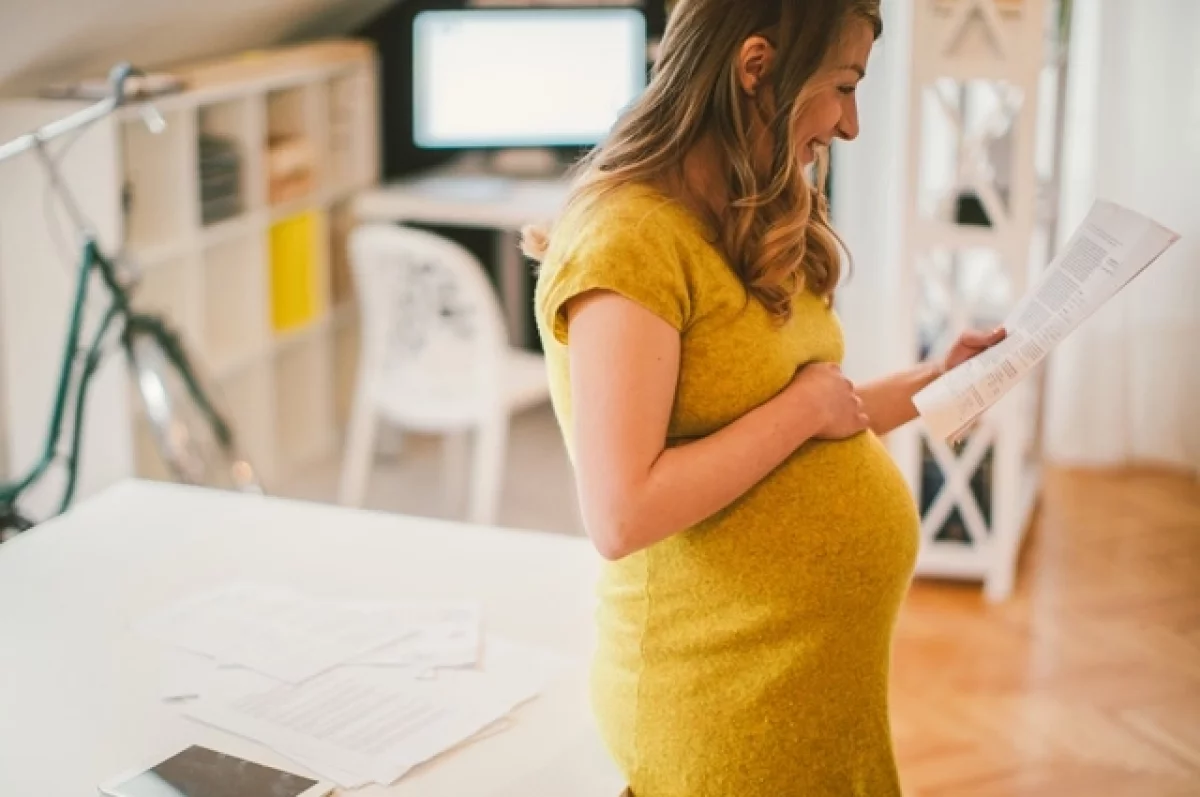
[269,210,323,333]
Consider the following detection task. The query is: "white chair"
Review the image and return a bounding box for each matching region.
[338,223,550,525]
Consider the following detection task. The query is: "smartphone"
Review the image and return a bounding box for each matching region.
[98,744,333,797]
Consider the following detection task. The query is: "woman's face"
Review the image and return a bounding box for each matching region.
[740,19,875,173]
[792,19,874,165]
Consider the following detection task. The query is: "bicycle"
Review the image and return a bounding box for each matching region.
[0,63,262,537]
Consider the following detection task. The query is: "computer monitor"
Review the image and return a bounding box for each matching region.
[412,6,648,150]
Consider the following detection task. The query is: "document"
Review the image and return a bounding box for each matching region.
[184,636,566,788]
[352,601,482,672]
[914,199,1181,441]
[142,585,558,786]
[137,584,419,683]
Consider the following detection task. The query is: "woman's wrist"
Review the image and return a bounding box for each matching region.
[909,360,944,403]
[779,379,829,445]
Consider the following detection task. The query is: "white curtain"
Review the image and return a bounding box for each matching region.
[1043,0,1200,475]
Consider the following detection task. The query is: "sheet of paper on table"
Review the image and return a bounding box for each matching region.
[136,584,425,683]
[137,584,484,683]
[139,584,572,788]
[913,199,1181,442]
[351,601,482,673]
[183,636,570,789]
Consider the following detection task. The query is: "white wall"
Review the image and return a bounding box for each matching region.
[831,0,913,385]
[1043,0,1200,472]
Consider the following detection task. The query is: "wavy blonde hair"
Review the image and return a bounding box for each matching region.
[521,0,881,321]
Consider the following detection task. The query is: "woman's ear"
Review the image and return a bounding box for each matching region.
[737,35,775,97]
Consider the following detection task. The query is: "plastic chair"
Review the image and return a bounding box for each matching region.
[338,223,550,525]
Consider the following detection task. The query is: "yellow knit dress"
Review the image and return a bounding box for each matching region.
[534,183,921,797]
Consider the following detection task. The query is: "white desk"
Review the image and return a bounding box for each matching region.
[0,480,623,796]
[354,170,571,348]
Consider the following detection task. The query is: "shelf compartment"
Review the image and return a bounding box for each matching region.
[927,0,1034,78]
[120,107,195,254]
[130,256,198,346]
[131,410,175,483]
[326,69,368,192]
[201,232,269,375]
[197,98,253,226]
[265,85,321,205]
[214,364,276,486]
[127,332,229,485]
[274,332,335,473]
[128,360,234,487]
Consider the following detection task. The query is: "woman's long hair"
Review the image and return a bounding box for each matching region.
[521,0,882,320]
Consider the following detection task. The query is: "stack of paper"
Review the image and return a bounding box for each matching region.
[914,199,1181,441]
[137,583,569,789]
[138,584,484,682]
[185,636,565,788]
[138,584,425,683]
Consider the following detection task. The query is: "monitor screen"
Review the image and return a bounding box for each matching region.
[412,7,648,149]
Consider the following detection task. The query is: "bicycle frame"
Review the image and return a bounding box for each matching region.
[0,233,236,529]
[0,237,122,518]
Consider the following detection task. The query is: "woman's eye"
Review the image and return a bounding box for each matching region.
[838,85,857,96]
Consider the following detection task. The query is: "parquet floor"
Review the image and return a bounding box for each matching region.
[892,467,1200,796]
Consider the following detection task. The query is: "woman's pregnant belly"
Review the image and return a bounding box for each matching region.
[590,431,920,795]
[639,429,920,614]
[594,426,921,687]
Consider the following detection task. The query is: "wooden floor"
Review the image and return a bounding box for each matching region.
[892,467,1200,796]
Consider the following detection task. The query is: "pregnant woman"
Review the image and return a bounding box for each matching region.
[523,0,1004,794]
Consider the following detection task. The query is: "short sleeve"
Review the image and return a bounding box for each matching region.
[536,201,692,346]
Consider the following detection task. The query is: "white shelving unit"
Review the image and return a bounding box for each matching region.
[4,40,379,491]
[894,0,1067,601]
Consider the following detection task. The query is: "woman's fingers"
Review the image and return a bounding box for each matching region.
[959,326,1007,350]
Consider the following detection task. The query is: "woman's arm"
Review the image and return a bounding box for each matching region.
[857,327,1007,438]
[856,361,942,438]
[565,290,864,560]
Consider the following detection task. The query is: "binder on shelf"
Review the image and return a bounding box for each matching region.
[198,134,244,225]
[270,211,322,333]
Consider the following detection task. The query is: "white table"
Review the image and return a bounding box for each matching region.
[353,167,571,349]
[0,480,623,796]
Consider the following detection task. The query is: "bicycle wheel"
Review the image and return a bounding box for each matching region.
[125,319,263,494]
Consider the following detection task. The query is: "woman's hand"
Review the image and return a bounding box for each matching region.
[787,362,870,440]
[939,327,1007,375]
[854,326,1008,438]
